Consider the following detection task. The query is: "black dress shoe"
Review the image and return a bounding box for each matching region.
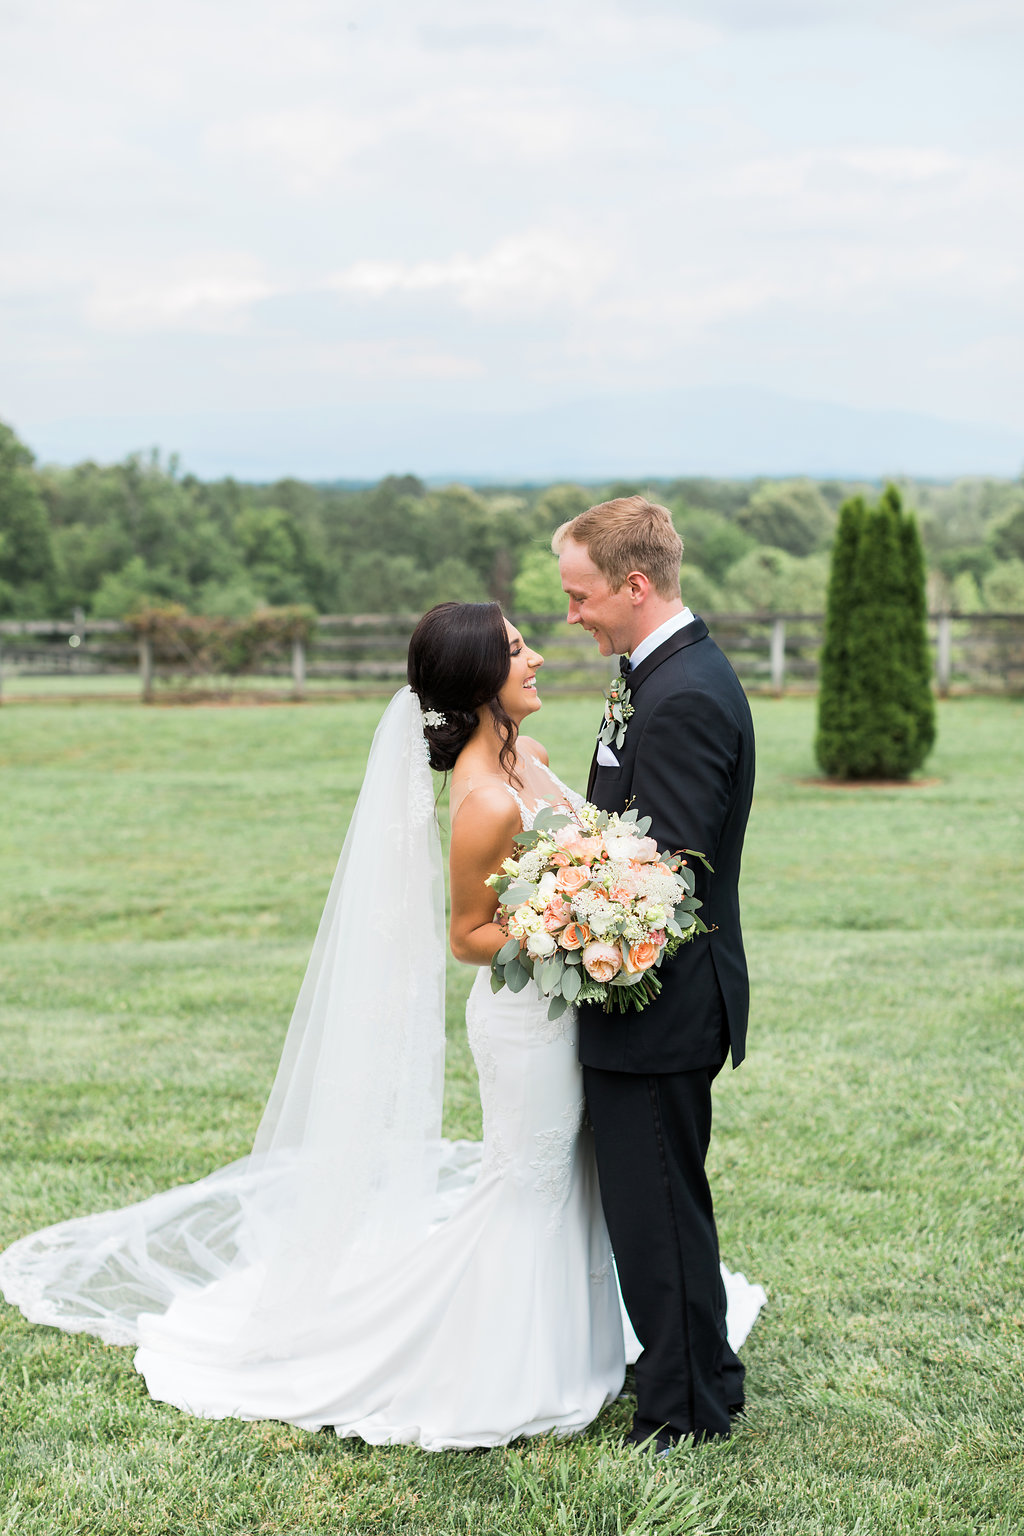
[625,1430,679,1455]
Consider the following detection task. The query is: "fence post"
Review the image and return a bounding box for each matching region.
[139,637,153,701]
[936,614,952,698]
[292,636,306,699]
[770,617,786,697]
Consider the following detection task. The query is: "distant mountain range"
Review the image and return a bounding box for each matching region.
[24,386,1023,482]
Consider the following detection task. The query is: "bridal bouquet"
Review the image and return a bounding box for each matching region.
[486,802,711,1020]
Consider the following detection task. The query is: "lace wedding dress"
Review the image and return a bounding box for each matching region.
[0,690,763,1449]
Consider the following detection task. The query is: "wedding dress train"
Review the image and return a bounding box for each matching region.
[133,973,625,1447]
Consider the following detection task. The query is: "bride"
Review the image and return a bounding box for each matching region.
[0,601,762,1450]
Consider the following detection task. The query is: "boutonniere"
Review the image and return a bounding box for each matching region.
[599,672,634,750]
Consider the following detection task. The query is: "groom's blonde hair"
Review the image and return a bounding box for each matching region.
[552,495,683,599]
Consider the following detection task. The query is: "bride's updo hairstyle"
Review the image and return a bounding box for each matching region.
[407,601,519,780]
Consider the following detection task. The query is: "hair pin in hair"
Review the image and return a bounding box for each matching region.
[421,708,447,728]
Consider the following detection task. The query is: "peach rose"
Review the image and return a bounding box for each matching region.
[552,828,591,862]
[627,939,660,973]
[549,849,573,868]
[582,941,623,983]
[543,897,573,932]
[608,883,633,904]
[560,922,591,951]
[556,864,591,896]
[649,929,666,948]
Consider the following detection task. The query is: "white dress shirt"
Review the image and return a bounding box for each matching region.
[624,607,695,671]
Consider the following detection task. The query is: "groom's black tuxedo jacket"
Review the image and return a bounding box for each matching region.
[579,618,755,1075]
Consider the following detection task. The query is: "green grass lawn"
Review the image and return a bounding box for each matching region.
[1,693,1022,1535]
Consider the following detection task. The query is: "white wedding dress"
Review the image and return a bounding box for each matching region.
[0,689,764,1450]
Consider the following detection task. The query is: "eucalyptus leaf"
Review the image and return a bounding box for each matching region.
[538,957,562,993]
[490,968,505,994]
[634,816,652,835]
[547,992,570,1021]
[561,965,582,1002]
[533,806,572,834]
[615,725,627,749]
[564,949,582,965]
[502,882,535,907]
[496,937,521,965]
[504,958,532,993]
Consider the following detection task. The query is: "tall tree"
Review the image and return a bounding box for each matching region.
[0,420,57,615]
[816,486,935,779]
[892,485,936,764]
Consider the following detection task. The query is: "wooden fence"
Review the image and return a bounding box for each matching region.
[2,611,1023,700]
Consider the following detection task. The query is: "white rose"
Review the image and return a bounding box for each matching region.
[587,907,616,937]
[526,929,557,960]
[537,870,559,903]
[603,832,643,862]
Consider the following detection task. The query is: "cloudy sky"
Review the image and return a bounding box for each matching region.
[2,0,1022,479]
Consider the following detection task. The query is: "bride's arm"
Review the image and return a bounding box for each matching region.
[449,786,523,966]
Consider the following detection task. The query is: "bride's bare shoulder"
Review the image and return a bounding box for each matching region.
[449,778,522,839]
[516,734,549,766]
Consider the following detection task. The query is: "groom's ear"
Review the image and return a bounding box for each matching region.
[624,571,651,604]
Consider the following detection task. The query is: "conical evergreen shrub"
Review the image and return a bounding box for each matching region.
[815,485,936,779]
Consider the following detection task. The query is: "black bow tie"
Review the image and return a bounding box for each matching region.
[618,654,631,676]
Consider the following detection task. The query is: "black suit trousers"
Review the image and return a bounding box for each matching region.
[583,1063,744,1442]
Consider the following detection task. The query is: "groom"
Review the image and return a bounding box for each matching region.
[554,495,755,1449]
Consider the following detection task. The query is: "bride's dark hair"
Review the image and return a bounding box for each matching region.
[407,602,520,781]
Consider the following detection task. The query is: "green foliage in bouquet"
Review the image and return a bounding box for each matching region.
[816,484,936,780]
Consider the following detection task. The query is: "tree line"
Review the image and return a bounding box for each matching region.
[2,417,1023,622]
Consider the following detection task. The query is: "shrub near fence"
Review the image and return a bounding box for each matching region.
[1,612,1023,700]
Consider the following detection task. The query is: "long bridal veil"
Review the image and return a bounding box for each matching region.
[0,688,450,1357]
